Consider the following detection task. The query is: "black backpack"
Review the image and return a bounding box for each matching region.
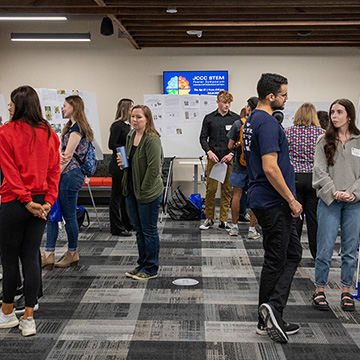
[167,187,201,220]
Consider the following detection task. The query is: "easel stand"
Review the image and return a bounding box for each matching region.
[353,245,360,299]
[84,176,102,230]
[160,156,175,223]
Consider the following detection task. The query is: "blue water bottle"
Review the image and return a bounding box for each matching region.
[116,146,129,168]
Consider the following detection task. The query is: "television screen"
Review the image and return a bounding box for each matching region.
[163,71,228,95]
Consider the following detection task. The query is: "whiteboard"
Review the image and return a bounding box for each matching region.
[144,94,218,157]
[36,88,103,160]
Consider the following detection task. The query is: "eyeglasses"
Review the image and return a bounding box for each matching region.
[276,92,288,99]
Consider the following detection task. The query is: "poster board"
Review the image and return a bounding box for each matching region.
[144,94,217,157]
[0,95,8,126]
[36,88,103,160]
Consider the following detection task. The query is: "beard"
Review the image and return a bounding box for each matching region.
[271,100,285,111]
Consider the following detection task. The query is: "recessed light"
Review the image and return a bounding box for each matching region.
[166,7,177,14]
[297,30,312,37]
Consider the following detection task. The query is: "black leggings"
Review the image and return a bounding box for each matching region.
[0,195,46,307]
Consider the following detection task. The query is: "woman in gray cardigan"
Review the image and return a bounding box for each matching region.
[312,99,360,312]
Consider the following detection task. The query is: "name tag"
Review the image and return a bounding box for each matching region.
[351,147,360,157]
[225,125,232,131]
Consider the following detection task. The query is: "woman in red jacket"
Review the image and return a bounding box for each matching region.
[0,86,60,336]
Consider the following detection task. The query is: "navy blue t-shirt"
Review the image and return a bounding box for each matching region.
[243,109,295,209]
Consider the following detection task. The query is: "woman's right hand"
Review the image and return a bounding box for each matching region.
[26,202,47,219]
[334,191,355,202]
[117,155,124,170]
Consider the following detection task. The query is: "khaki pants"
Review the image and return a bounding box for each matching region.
[204,158,233,222]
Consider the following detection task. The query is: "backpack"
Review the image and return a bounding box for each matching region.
[74,142,97,176]
[167,187,202,220]
[235,117,247,167]
[76,206,90,229]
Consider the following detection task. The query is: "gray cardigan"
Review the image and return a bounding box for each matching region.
[312,133,360,205]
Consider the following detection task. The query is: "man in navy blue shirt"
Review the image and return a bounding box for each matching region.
[243,73,302,344]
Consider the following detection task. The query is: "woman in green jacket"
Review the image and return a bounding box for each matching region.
[120,105,163,280]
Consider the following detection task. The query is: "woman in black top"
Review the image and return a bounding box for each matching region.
[108,98,133,236]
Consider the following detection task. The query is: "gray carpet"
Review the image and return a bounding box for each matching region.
[0,206,359,360]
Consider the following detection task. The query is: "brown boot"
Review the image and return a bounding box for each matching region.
[55,251,79,268]
[41,253,54,270]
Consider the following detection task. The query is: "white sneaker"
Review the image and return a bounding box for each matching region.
[199,219,214,230]
[0,309,19,328]
[19,316,36,336]
[248,229,261,239]
[229,226,239,236]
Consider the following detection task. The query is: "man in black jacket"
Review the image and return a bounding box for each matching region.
[199,91,240,230]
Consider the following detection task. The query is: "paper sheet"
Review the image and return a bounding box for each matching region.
[209,162,227,184]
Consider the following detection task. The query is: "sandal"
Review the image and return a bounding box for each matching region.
[312,291,330,311]
[341,292,355,312]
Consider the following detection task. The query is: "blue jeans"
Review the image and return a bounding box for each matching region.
[46,167,84,251]
[315,198,360,287]
[125,192,162,276]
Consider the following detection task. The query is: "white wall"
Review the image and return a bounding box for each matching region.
[1,18,359,196]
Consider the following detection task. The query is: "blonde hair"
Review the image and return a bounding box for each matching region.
[217,90,233,103]
[61,95,94,141]
[293,102,320,127]
[132,105,160,137]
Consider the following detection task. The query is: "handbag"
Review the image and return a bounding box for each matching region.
[76,206,90,229]
[49,198,62,222]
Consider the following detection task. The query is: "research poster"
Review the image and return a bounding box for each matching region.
[0,95,8,126]
[36,88,103,159]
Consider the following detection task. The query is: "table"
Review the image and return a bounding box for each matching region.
[178,160,203,194]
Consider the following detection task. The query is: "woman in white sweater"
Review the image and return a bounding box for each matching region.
[312,98,360,312]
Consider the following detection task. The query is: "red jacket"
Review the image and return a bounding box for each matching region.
[0,121,60,205]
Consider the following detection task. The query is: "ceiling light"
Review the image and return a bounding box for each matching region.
[297,30,312,37]
[100,16,114,36]
[11,32,91,42]
[166,7,177,14]
[0,16,67,21]
[186,30,203,38]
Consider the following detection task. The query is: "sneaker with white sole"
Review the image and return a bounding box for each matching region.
[248,229,261,239]
[199,219,214,230]
[256,321,300,336]
[218,221,231,231]
[259,303,288,343]
[229,226,239,236]
[132,271,158,280]
[19,316,36,336]
[125,268,140,278]
[0,309,19,328]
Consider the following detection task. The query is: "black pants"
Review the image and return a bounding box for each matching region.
[253,202,302,322]
[295,173,318,260]
[109,172,132,234]
[0,195,46,307]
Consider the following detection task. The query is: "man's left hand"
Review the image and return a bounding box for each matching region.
[220,153,233,163]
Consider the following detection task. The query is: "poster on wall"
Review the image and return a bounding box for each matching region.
[0,94,9,126]
[36,88,103,159]
[144,94,217,157]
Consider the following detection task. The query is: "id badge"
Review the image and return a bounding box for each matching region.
[351,147,360,157]
[225,125,232,131]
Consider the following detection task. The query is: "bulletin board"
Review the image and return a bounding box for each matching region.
[144,94,217,157]
[36,88,103,159]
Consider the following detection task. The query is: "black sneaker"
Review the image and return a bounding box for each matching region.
[256,321,300,336]
[0,286,24,302]
[238,213,250,222]
[218,221,231,231]
[14,295,39,315]
[259,303,289,343]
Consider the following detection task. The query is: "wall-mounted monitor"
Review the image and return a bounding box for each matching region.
[163,70,228,95]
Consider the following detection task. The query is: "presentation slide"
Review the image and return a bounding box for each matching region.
[163,71,228,95]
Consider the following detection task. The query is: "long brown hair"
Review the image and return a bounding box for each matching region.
[61,95,94,141]
[293,102,320,127]
[10,85,52,140]
[324,98,359,166]
[131,105,160,137]
[114,98,133,123]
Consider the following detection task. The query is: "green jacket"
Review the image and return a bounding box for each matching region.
[122,131,164,203]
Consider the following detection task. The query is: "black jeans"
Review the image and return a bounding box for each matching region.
[109,172,132,234]
[0,195,46,307]
[253,202,302,322]
[295,173,318,260]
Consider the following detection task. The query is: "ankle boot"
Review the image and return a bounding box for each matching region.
[55,251,79,268]
[41,253,54,270]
